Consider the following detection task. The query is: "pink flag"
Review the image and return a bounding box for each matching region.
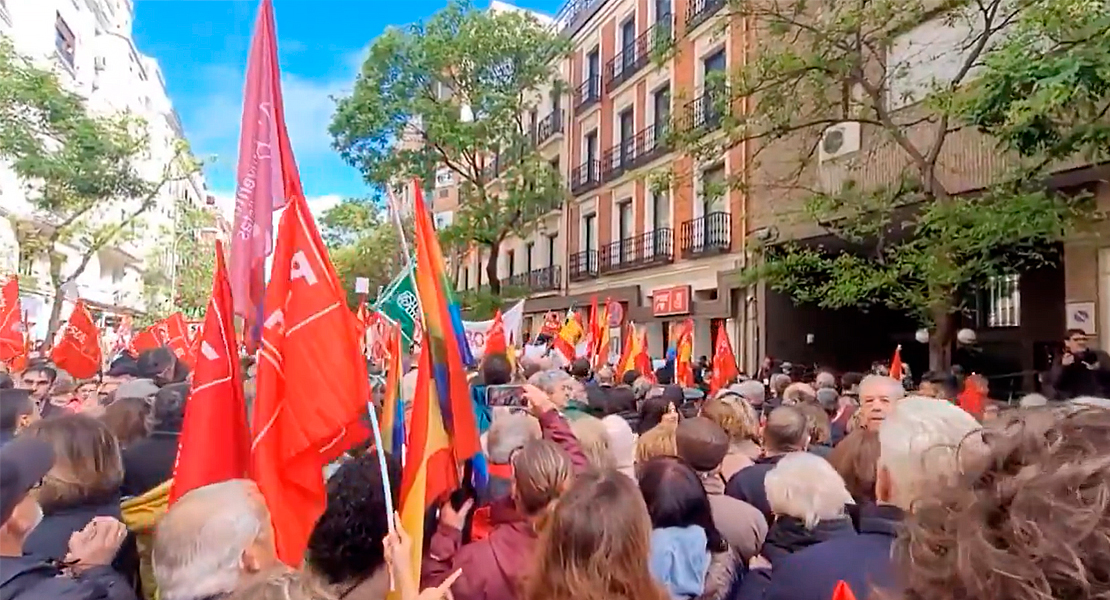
[230,0,303,352]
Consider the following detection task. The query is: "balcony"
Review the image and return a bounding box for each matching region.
[600,123,671,182]
[479,146,525,182]
[570,160,602,196]
[604,16,674,92]
[534,109,564,145]
[680,211,731,259]
[506,265,562,293]
[568,250,599,282]
[598,229,674,275]
[574,76,601,111]
[686,0,727,32]
[679,94,725,133]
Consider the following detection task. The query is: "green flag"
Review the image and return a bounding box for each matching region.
[373,264,420,345]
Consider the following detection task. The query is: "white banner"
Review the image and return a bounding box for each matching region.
[463,300,525,359]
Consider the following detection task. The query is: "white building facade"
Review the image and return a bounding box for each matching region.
[0,0,208,339]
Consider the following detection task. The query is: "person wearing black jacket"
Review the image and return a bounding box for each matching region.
[725,405,809,525]
[0,437,137,600]
[1047,329,1110,399]
[120,384,188,498]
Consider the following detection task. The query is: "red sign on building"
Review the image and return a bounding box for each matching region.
[652,286,692,317]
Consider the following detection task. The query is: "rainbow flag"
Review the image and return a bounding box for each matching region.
[398,326,459,588]
[411,184,482,465]
[381,323,405,458]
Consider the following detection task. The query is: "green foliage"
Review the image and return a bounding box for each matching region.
[319,198,407,308]
[330,0,571,295]
[0,41,199,341]
[682,0,1101,367]
[167,199,219,320]
[961,0,1110,162]
[456,283,528,320]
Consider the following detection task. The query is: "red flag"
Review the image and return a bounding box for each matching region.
[171,242,250,503]
[889,344,904,380]
[485,310,507,356]
[49,300,102,379]
[831,581,858,600]
[592,299,611,369]
[0,277,23,363]
[252,194,369,565]
[134,313,193,365]
[709,322,739,394]
[230,0,302,353]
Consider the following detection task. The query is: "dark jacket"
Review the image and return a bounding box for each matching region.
[735,516,858,600]
[121,432,178,498]
[724,454,785,525]
[23,494,140,593]
[0,555,137,600]
[761,504,903,600]
[421,409,587,600]
[0,430,15,448]
[1047,350,1110,400]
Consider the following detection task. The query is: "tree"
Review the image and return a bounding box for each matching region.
[962,0,1110,162]
[0,41,198,343]
[318,198,406,308]
[688,0,1096,369]
[330,0,570,296]
[141,198,220,320]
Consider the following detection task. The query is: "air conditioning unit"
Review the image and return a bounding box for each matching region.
[818,121,861,164]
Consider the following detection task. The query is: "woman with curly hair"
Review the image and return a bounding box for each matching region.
[896,405,1110,600]
[700,391,761,479]
[306,451,401,600]
[524,469,668,600]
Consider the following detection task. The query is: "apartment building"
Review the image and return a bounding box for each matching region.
[453,0,747,362]
[0,0,209,337]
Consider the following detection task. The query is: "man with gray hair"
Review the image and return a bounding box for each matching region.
[528,369,588,420]
[153,480,278,600]
[858,374,906,432]
[726,379,766,411]
[763,397,981,600]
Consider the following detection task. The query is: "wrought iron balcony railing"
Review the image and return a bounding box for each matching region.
[679,94,726,133]
[598,228,674,275]
[600,122,671,182]
[568,250,599,282]
[505,265,562,293]
[679,211,731,259]
[534,109,565,145]
[570,159,602,196]
[574,75,601,111]
[604,16,674,92]
[686,0,727,32]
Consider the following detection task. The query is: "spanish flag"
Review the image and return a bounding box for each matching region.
[675,318,695,387]
[553,309,584,362]
[399,326,459,587]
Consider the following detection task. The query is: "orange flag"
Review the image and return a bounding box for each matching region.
[252,194,370,565]
[171,242,250,503]
[675,318,695,387]
[709,322,739,394]
[485,310,508,356]
[49,300,102,379]
[0,277,23,363]
[831,581,858,600]
[889,344,904,380]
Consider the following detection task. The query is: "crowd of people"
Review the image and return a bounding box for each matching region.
[2,338,1109,600]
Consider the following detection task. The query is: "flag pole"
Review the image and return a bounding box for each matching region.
[385,184,427,331]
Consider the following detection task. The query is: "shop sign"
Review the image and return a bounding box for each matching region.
[652,285,692,316]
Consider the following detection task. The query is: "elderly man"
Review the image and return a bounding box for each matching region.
[858,375,905,431]
[0,437,136,600]
[528,369,589,420]
[728,379,766,413]
[153,480,278,600]
[763,397,981,600]
[725,405,809,525]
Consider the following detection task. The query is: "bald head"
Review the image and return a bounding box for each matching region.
[154,480,277,600]
[764,406,809,454]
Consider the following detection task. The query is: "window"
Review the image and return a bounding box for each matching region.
[703,49,727,75]
[653,85,670,137]
[701,164,726,214]
[652,191,671,229]
[619,108,634,164]
[620,17,636,68]
[529,108,538,136]
[618,200,633,263]
[506,249,515,277]
[585,130,598,180]
[655,0,671,21]
[550,88,561,112]
[583,213,596,253]
[547,234,557,267]
[55,13,76,69]
[462,267,469,290]
[887,16,975,110]
[980,274,1021,328]
[438,188,449,199]
[526,242,535,273]
[586,48,600,96]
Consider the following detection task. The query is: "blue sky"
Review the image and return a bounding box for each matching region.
[132,0,562,216]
